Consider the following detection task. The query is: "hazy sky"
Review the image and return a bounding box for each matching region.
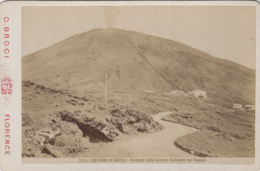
[22,6,256,69]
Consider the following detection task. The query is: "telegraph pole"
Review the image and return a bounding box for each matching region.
[128,92,131,107]
[105,74,108,114]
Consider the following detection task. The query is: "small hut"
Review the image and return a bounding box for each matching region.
[244,105,255,111]
[189,89,207,98]
[233,104,242,109]
[170,90,184,94]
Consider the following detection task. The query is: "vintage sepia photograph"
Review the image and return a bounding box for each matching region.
[21,6,256,160]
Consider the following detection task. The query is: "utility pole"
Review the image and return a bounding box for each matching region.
[105,74,107,114]
[128,92,131,107]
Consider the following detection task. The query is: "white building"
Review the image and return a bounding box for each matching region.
[170,90,184,94]
[233,104,242,109]
[144,90,154,94]
[189,89,207,98]
[164,90,184,95]
[244,105,255,111]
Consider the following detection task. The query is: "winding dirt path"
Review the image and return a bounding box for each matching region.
[80,112,197,157]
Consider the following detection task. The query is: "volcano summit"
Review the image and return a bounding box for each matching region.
[23,28,255,105]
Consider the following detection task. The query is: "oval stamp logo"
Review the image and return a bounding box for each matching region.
[1,76,13,95]
[0,64,13,102]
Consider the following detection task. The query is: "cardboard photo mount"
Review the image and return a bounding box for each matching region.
[0,1,259,171]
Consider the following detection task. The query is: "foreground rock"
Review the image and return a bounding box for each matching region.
[22,105,163,158]
[58,110,116,142]
[109,109,163,135]
[175,130,254,157]
[162,109,255,157]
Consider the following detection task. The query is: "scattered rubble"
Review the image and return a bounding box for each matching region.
[109,109,163,134]
[22,113,33,126]
[36,128,61,146]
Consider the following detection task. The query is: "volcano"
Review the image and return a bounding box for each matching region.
[22,28,255,105]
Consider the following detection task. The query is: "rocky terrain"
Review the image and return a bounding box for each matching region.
[22,80,255,158]
[22,28,255,158]
[22,81,163,158]
[162,106,255,157]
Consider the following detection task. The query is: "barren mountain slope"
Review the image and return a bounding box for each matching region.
[22,28,255,105]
